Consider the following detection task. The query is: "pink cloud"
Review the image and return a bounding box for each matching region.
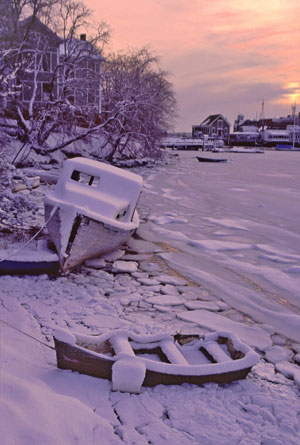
[85,0,300,130]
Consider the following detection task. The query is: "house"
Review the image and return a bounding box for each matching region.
[231,111,300,147]
[192,114,230,142]
[1,16,105,120]
[230,130,261,147]
[234,116,259,132]
[231,116,261,146]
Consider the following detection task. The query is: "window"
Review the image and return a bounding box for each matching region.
[42,53,50,72]
[71,170,100,187]
[42,82,52,101]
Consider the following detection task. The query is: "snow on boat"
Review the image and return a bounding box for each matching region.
[44,158,143,273]
[0,242,60,276]
[53,329,260,393]
[228,147,264,153]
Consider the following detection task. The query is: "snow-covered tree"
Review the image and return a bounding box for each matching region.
[1,1,177,166]
[101,48,177,161]
[0,0,111,165]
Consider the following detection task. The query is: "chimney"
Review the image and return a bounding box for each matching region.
[80,34,86,41]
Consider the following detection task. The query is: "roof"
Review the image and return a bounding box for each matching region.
[240,119,259,127]
[19,16,62,44]
[200,114,230,127]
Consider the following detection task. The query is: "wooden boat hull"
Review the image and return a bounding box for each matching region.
[53,330,259,390]
[54,338,251,386]
[45,204,138,272]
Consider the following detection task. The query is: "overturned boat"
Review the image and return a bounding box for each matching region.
[53,329,260,393]
[44,157,143,273]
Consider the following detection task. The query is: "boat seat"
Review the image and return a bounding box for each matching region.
[203,341,231,363]
[160,338,189,365]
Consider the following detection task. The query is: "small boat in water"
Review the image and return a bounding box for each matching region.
[44,157,143,273]
[53,329,259,393]
[275,143,293,151]
[228,147,264,154]
[197,156,228,163]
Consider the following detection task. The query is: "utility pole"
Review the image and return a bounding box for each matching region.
[292,102,296,149]
[258,99,265,145]
[261,99,265,131]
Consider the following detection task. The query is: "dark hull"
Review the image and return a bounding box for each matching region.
[0,259,59,276]
[197,156,228,163]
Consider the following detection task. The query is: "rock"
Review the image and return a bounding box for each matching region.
[154,305,173,313]
[292,343,300,353]
[161,284,179,296]
[140,285,161,293]
[157,274,187,286]
[85,258,106,269]
[275,361,300,387]
[139,262,161,272]
[145,295,183,306]
[184,301,220,311]
[270,334,287,346]
[122,254,150,261]
[264,345,293,364]
[112,261,138,273]
[252,362,292,385]
[137,278,160,286]
[131,272,148,279]
[11,176,40,192]
[181,287,217,301]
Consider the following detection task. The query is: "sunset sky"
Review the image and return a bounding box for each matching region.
[85,0,300,131]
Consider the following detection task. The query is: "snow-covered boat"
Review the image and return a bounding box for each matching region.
[228,147,264,153]
[53,329,260,393]
[44,157,143,273]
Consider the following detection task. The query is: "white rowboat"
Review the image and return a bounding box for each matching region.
[44,157,143,272]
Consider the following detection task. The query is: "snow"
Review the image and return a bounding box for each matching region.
[44,157,143,262]
[53,328,76,345]
[1,150,300,443]
[0,247,58,263]
[177,310,272,351]
[112,356,146,393]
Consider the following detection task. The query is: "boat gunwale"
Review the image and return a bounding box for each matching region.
[45,200,140,232]
[53,331,259,380]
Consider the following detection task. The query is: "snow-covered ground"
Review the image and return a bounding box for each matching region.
[1,150,300,444]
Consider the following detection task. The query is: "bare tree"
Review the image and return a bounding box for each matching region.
[101,48,177,162]
[1,2,177,166]
[0,0,111,165]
